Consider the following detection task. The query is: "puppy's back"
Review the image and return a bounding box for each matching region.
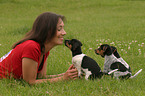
[81,56,103,79]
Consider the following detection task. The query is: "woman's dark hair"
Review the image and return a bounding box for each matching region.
[12,12,65,53]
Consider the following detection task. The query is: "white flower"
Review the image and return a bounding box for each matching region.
[128,46,130,49]
[0,44,1,46]
[121,49,124,51]
[138,49,141,55]
[89,48,92,50]
[110,42,115,45]
[46,91,49,94]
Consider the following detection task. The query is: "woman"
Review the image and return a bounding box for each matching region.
[0,12,78,84]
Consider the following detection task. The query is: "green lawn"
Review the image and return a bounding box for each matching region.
[0,0,145,96]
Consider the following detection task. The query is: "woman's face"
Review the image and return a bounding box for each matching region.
[50,18,66,45]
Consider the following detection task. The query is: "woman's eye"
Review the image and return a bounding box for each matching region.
[57,27,63,31]
[57,29,61,31]
[57,26,64,31]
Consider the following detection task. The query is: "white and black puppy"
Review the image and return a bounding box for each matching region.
[65,39,103,80]
[95,44,142,79]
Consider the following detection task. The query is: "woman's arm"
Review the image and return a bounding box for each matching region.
[22,57,39,84]
[37,61,47,78]
[22,58,78,85]
[37,60,65,78]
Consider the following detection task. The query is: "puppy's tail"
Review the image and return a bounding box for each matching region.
[130,69,142,79]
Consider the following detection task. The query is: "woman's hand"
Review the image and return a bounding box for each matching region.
[63,64,78,80]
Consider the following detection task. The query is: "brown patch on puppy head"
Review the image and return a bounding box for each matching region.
[66,43,72,50]
[95,44,110,58]
[95,47,105,58]
[65,40,72,50]
[100,44,110,52]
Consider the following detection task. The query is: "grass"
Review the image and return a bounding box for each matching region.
[0,0,145,96]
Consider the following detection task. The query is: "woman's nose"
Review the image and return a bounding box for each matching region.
[62,29,66,35]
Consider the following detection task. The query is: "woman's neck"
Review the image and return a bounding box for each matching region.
[44,42,56,54]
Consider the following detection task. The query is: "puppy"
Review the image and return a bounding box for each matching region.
[95,44,142,79]
[65,39,103,80]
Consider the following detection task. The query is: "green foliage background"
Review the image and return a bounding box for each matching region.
[0,0,145,96]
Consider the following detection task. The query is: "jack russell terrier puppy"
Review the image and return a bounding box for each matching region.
[95,44,142,79]
[65,39,103,80]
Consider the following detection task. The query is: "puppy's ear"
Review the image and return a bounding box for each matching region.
[78,41,82,46]
[111,46,120,58]
[73,41,82,51]
[111,46,117,53]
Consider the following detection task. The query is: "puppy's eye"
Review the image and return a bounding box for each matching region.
[68,41,71,45]
[98,48,101,51]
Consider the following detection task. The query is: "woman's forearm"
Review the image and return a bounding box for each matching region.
[27,64,78,85]
[29,76,64,85]
[45,73,65,78]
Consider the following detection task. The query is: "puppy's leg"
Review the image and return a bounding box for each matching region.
[82,69,92,80]
[130,69,142,79]
[78,70,82,78]
[75,66,82,78]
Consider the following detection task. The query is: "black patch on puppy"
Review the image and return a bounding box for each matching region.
[82,56,103,79]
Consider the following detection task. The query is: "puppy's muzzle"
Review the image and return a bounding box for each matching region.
[94,49,100,55]
[64,40,71,47]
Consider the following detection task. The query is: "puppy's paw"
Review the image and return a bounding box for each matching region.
[78,75,83,79]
